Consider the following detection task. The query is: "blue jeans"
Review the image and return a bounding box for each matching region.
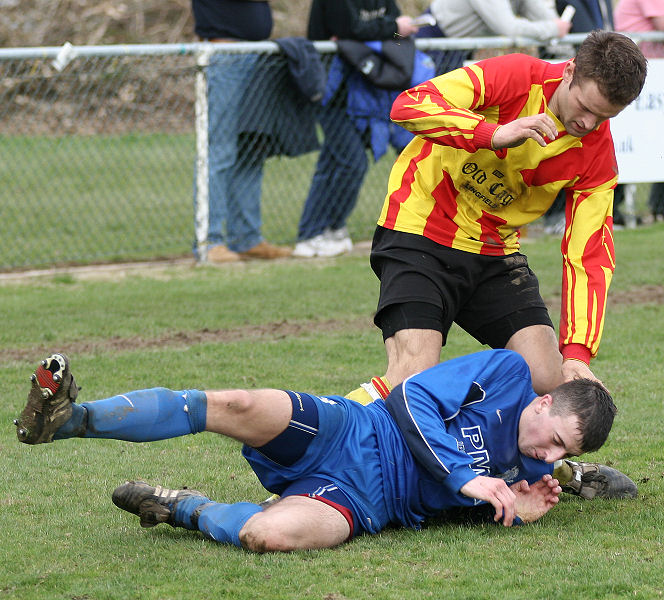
[194,52,265,254]
[297,101,369,241]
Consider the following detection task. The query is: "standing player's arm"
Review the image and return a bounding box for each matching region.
[491,114,558,149]
[389,68,500,153]
[390,55,555,152]
[561,358,599,384]
[558,182,616,379]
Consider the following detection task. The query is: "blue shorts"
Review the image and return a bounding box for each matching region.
[242,391,392,536]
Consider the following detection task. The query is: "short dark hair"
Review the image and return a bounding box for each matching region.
[573,30,647,106]
[549,378,617,454]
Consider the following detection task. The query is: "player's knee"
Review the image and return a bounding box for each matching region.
[239,515,296,553]
[531,369,564,395]
[210,389,256,416]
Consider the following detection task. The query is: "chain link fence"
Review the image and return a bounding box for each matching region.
[1,34,662,271]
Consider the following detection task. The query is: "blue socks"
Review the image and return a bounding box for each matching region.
[174,497,263,546]
[191,501,263,546]
[52,387,264,547]
[54,388,208,442]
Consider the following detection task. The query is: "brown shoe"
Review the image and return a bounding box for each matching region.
[239,241,292,260]
[207,245,240,264]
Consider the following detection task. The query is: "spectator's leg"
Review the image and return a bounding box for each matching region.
[297,104,368,241]
[649,182,664,220]
[226,134,266,253]
[197,53,258,250]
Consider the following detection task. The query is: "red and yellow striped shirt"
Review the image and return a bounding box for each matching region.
[379,53,618,363]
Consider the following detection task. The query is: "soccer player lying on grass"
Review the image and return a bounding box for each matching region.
[15,349,617,553]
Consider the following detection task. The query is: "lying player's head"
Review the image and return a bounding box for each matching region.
[573,30,647,107]
[518,379,616,462]
[549,378,617,454]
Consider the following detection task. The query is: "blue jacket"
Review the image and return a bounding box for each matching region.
[324,40,435,160]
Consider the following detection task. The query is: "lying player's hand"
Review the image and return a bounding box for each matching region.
[510,474,562,522]
[459,475,517,526]
[492,114,558,149]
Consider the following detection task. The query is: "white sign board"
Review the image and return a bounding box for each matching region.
[611,58,664,183]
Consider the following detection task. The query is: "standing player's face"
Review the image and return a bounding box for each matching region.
[554,62,625,138]
[518,395,582,463]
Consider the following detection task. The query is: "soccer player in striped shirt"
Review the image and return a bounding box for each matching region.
[347,31,646,499]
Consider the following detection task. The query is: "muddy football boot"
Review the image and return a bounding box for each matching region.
[561,460,638,499]
[15,353,80,444]
[112,481,208,528]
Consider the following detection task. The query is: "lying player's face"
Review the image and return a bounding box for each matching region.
[518,395,582,462]
[556,62,625,138]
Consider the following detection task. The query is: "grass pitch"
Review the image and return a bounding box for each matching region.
[1,225,664,599]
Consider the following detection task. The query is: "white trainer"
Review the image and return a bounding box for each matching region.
[327,227,353,254]
[315,235,351,257]
[293,229,353,258]
[292,233,326,258]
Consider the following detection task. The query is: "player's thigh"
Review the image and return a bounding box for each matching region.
[506,325,563,394]
[239,495,350,552]
[370,228,473,340]
[457,253,553,347]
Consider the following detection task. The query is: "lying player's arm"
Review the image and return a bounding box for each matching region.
[510,474,562,522]
[386,387,478,488]
[386,351,533,490]
[460,475,518,526]
[385,373,484,488]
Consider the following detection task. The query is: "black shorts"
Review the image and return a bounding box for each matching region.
[370,227,553,348]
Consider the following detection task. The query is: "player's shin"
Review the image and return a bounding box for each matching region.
[194,502,263,546]
[55,388,208,442]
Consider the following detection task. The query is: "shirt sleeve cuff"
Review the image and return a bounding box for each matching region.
[473,121,500,149]
[561,343,592,364]
[446,466,479,493]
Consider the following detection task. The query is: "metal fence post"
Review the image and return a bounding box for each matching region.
[194,47,212,263]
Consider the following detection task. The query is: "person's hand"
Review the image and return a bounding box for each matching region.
[491,114,558,149]
[459,475,517,526]
[396,16,419,38]
[555,18,572,38]
[511,474,562,522]
[561,359,602,385]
